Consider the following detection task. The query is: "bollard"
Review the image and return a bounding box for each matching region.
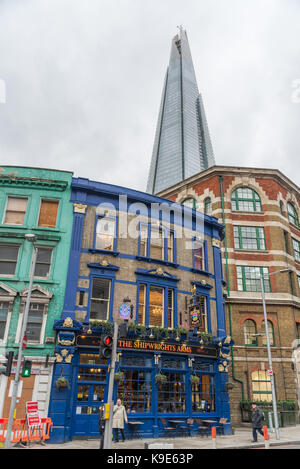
[211,426,217,449]
[263,425,269,449]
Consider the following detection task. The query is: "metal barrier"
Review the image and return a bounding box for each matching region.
[0,417,53,444]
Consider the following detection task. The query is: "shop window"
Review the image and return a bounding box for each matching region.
[243,319,258,346]
[0,244,19,276]
[261,320,275,346]
[287,202,299,227]
[38,199,59,228]
[231,187,262,212]
[78,367,107,382]
[95,215,116,251]
[191,374,215,413]
[204,197,212,215]
[3,196,28,225]
[251,370,272,402]
[33,247,53,279]
[157,372,186,413]
[137,283,176,328]
[90,278,111,321]
[234,226,266,250]
[120,356,152,367]
[0,301,9,340]
[292,238,300,262]
[237,266,271,292]
[117,369,152,413]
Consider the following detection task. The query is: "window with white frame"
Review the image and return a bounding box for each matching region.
[193,239,204,270]
[0,301,9,341]
[90,278,111,321]
[0,245,19,276]
[26,303,45,343]
[33,247,53,279]
[95,215,116,251]
[139,224,175,263]
[3,196,28,225]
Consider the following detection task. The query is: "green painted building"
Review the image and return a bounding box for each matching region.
[0,166,73,419]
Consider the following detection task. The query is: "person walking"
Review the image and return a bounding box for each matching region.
[112,398,128,442]
[98,404,105,449]
[251,402,265,442]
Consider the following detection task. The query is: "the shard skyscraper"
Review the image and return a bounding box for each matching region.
[147,28,215,195]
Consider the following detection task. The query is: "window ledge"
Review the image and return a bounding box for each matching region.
[136,256,178,268]
[234,249,269,253]
[191,268,213,277]
[231,211,264,215]
[88,248,119,257]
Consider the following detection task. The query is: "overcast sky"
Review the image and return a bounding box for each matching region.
[0,0,299,191]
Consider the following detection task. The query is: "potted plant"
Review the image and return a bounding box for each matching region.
[155,373,168,385]
[56,376,70,390]
[190,375,200,385]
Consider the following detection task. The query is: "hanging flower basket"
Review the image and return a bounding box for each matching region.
[190,375,200,385]
[224,381,235,391]
[155,373,168,385]
[56,376,70,390]
[114,372,124,384]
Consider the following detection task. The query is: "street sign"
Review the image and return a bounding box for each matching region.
[267,369,273,376]
[22,335,28,350]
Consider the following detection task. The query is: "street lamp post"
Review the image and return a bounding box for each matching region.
[4,234,38,449]
[259,268,292,441]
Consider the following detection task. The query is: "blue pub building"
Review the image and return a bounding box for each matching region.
[47,178,233,442]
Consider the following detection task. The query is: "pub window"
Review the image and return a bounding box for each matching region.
[33,247,53,279]
[95,215,116,251]
[139,224,175,263]
[117,368,152,413]
[191,374,215,413]
[26,303,45,343]
[193,239,204,270]
[149,285,164,327]
[0,301,9,341]
[90,278,111,321]
[157,371,186,413]
[251,370,272,402]
[168,289,174,329]
[138,284,146,324]
[0,245,19,276]
[38,199,59,228]
[3,196,28,225]
[150,226,164,260]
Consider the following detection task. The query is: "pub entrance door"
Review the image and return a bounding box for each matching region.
[71,351,109,438]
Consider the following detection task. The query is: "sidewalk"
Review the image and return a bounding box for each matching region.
[11,425,300,450]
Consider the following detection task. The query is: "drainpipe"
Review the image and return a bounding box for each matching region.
[218,175,245,399]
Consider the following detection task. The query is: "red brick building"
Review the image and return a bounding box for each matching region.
[158,165,300,425]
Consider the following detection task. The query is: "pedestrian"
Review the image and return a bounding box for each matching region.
[251,402,265,442]
[98,404,105,449]
[112,398,128,442]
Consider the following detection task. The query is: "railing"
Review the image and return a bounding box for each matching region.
[0,417,53,444]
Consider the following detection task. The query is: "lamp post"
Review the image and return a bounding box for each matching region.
[259,268,293,441]
[4,234,38,449]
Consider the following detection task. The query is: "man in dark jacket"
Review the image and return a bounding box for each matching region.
[251,402,265,442]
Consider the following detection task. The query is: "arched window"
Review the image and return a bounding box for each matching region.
[182,198,198,210]
[243,319,257,346]
[261,320,275,346]
[204,197,212,215]
[251,370,272,402]
[231,187,262,212]
[287,202,299,227]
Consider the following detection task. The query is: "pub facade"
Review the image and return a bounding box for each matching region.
[47,178,233,442]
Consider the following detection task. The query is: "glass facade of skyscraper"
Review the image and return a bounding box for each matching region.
[147,29,215,195]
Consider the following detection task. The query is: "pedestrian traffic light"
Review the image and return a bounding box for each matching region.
[22,359,32,378]
[99,335,113,359]
[0,351,14,376]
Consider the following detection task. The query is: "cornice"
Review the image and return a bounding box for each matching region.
[0,175,68,192]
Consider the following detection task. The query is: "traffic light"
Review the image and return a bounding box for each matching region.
[0,351,14,376]
[99,335,113,359]
[22,359,32,378]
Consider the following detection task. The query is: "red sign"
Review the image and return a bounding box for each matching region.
[267,369,273,376]
[22,335,27,350]
[26,401,40,427]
